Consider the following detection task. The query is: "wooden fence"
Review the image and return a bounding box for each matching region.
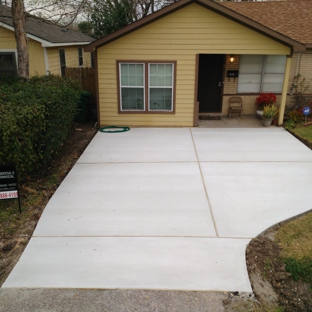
[65,67,97,120]
[65,67,96,96]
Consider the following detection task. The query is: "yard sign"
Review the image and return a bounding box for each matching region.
[0,165,21,213]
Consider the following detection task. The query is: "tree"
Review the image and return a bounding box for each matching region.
[25,0,92,26]
[78,20,93,36]
[91,0,135,38]
[90,0,175,38]
[11,0,29,79]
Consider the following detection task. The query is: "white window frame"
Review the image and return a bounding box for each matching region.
[148,63,174,112]
[237,55,286,93]
[118,61,175,113]
[119,62,145,111]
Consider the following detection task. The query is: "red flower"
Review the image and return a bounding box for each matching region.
[255,93,277,110]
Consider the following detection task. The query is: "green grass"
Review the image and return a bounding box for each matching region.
[291,125,312,143]
[275,212,312,283]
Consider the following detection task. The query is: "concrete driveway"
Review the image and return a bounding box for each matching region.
[2,127,312,292]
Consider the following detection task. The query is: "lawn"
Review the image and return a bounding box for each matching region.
[292,124,312,143]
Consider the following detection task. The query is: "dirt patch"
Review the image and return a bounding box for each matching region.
[246,227,312,312]
[0,122,97,287]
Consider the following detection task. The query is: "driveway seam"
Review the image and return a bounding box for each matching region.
[189,128,219,237]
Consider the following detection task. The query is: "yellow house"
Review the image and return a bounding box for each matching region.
[85,0,311,127]
[0,5,95,77]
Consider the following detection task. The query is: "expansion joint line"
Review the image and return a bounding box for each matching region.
[189,128,219,237]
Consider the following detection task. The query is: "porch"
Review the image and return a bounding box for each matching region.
[198,115,263,128]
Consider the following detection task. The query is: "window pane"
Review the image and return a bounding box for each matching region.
[262,56,285,92]
[149,64,173,87]
[237,73,261,93]
[121,64,128,75]
[0,53,17,77]
[262,73,284,92]
[264,55,286,74]
[120,63,144,87]
[238,55,286,93]
[237,55,263,93]
[78,47,83,66]
[164,76,172,86]
[239,63,263,74]
[59,49,66,77]
[121,75,128,86]
[149,88,172,110]
[121,88,144,110]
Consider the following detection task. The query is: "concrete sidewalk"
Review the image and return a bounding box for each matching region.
[2,127,312,293]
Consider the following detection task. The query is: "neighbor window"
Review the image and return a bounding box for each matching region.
[78,47,83,66]
[118,61,175,113]
[0,52,17,78]
[59,49,66,76]
[237,55,286,93]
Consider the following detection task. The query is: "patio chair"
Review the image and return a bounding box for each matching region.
[228,97,243,118]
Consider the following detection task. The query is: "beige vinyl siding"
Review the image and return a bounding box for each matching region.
[0,27,46,76]
[46,48,60,75]
[28,39,46,76]
[47,46,92,75]
[65,46,80,67]
[83,51,92,67]
[97,3,291,127]
[0,27,16,48]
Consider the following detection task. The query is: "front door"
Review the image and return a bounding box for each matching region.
[197,54,225,113]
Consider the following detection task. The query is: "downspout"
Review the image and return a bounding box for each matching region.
[278,56,292,125]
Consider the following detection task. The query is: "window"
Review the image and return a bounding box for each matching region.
[118,61,175,113]
[78,47,83,66]
[120,63,145,110]
[238,55,286,93]
[59,49,66,76]
[149,64,173,111]
[0,52,17,78]
[91,52,95,68]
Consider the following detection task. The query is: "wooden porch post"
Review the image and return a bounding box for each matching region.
[278,56,292,125]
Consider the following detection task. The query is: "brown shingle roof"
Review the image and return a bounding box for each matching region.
[0,5,94,45]
[220,0,312,47]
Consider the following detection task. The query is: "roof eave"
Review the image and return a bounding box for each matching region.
[0,21,93,47]
[84,0,306,53]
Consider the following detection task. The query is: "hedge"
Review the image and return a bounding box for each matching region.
[0,75,82,178]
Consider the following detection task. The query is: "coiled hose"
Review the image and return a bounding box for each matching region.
[99,126,130,133]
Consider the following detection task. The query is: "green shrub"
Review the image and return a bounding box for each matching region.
[288,110,303,123]
[284,119,296,130]
[0,75,81,177]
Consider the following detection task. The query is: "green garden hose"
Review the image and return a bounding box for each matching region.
[99,126,130,133]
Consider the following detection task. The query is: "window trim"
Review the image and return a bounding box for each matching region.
[117,60,176,114]
[59,48,66,76]
[78,47,84,67]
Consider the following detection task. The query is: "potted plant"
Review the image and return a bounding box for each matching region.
[255,93,277,119]
[262,104,278,127]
